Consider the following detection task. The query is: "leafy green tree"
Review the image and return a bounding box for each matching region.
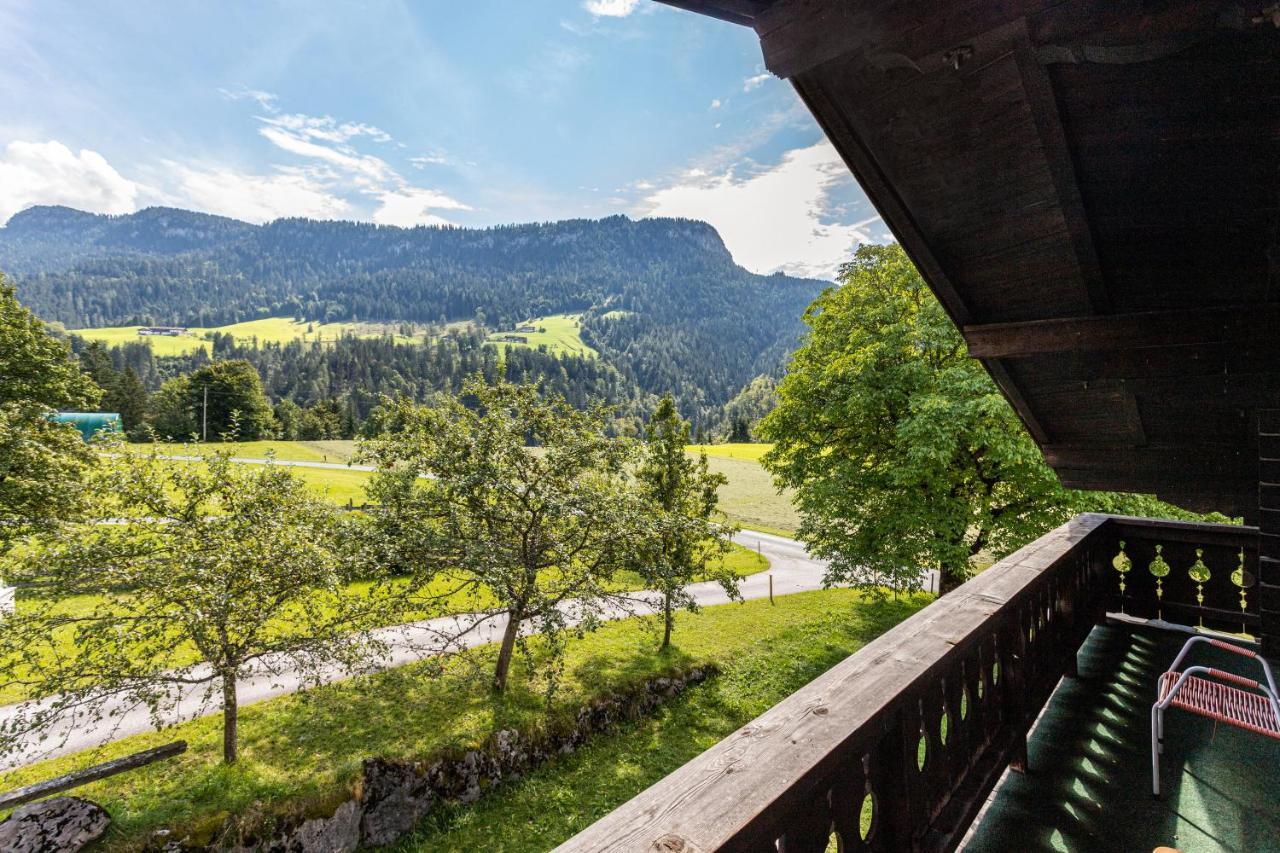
[148,376,196,440]
[111,367,150,437]
[0,446,382,764]
[762,245,1213,591]
[358,378,639,693]
[636,395,737,649]
[0,274,100,557]
[274,398,303,440]
[763,244,1130,594]
[185,360,275,440]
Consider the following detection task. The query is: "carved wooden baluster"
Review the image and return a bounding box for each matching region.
[1231,547,1250,636]
[1149,544,1170,621]
[1112,540,1131,613]
[1188,548,1210,629]
[858,753,876,850]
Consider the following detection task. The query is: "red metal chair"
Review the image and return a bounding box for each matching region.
[1151,635,1280,796]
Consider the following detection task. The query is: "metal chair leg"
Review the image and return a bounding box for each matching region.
[1150,704,1161,798]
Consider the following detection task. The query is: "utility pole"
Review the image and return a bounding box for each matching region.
[202,385,208,441]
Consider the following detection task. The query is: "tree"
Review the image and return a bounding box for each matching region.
[0,446,383,763]
[636,395,737,648]
[762,245,1090,594]
[148,376,196,440]
[0,274,100,557]
[185,360,275,441]
[763,246,1218,594]
[358,378,639,693]
[111,367,150,437]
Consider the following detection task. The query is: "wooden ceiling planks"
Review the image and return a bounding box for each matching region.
[661,0,1280,517]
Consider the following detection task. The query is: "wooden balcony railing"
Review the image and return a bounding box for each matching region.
[557,513,1259,853]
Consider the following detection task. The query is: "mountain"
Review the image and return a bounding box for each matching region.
[0,205,827,411]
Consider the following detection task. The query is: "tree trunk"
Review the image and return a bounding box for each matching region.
[221,669,238,764]
[661,596,673,650]
[939,560,967,595]
[493,608,522,693]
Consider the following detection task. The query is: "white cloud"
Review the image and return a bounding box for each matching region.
[635,140,881,279]
[258,126,396,187]
[167,163,351,223]
[710,99,722,110]
[219,87,279,113]
[373,187,471,228]
[260,112,392,145]
[743,73,771,92]
[0,140,139,224]
[584,0,642,17]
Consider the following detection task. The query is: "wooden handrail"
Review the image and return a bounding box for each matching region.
[0,741,186,810]
[557,514,1114,852]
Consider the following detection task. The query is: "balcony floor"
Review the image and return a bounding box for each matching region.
[963,624,1280,853]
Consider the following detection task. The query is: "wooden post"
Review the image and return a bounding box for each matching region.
[769,574,774,605]
[0,741,187,809]
[1260,411,1280,658]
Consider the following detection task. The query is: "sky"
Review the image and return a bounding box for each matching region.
[0,0,885,279]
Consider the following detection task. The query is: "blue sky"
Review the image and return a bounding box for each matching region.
[0,0,883,278]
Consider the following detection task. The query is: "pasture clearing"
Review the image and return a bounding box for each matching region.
[71,317,423,356]
[487,313,597,358]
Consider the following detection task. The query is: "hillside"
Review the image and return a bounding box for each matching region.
[0,206,826,409]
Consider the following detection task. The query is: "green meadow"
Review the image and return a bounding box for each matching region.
[71,317,423,356]
[487,313,597,358]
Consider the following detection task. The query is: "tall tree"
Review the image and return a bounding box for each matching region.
[636,395,737,649]
[0,274,100,557]
[358,378,639,693]
[762,244,1167,594]
[768,245,1059,591]
[0,446,382,764]
[185,360,275,440]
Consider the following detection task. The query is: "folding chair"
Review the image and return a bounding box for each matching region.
[1151,635,1280,796]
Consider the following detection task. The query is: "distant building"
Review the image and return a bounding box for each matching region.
[516,324,536,333]
[52,412,123,441]
[138,326,187,336]
[497,334,529,343]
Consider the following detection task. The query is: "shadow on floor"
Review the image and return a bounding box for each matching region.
[962,624,1280,853]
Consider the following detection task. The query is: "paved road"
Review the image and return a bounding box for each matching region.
[0,529,827,770]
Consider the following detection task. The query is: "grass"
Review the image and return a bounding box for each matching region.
[688,442,774,462]
[0,590,927,849]
[123,442,802,536]
[139,440,358,463]
[71,317,422,356]
[700,454,800,536]
[487,313,597,358]
[1,538,767,705]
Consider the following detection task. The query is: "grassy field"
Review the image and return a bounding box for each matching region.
[487,313,597,358]
[0,590,926,849]
[128,440,799,534]
[2,530,766,705]
[688,442,774,462]
[72,317,422,356]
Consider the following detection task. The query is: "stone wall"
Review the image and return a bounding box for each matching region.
[157,664,716,852]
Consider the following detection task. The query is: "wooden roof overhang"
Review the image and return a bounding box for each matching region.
[660,0,1280,518]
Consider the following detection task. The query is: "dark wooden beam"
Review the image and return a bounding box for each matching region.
[653,0,763,26]
[964,305,1280,359]
[1013,30,1110,314]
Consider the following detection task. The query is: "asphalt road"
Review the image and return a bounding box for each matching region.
[0,529,828,770]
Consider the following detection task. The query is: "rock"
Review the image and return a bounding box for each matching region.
[294,800,361,853]
[0,796,110,853]
[359,759,433,847]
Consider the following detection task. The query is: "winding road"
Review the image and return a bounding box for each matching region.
[0,529,828,771]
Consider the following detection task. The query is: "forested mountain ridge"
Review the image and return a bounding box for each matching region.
[2,205,825,408]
